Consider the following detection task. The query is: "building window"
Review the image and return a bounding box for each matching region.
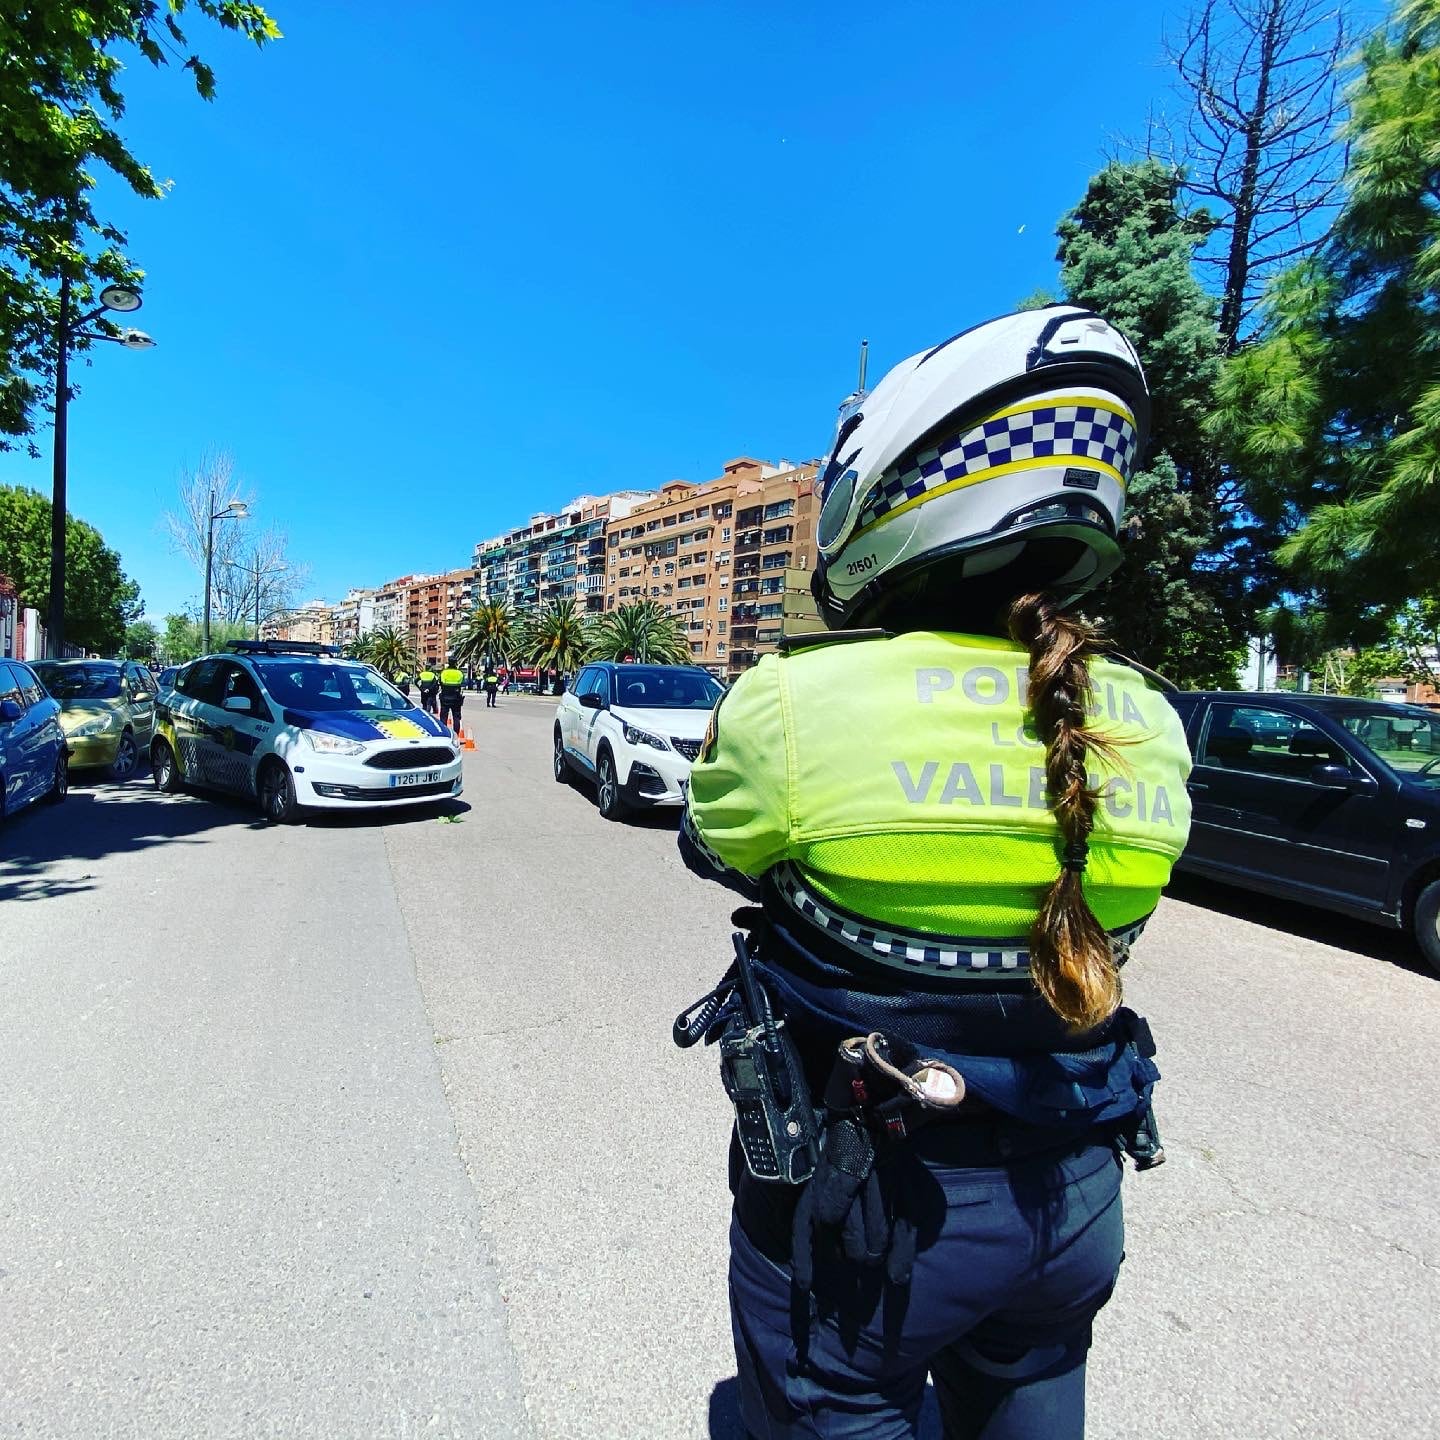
[763,499,795,520]
[718,597,728,612]
[722,527,731,541]
[718,621,727,634]
[717,643,727,656]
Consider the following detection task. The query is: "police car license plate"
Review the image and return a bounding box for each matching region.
[389,769,440,788]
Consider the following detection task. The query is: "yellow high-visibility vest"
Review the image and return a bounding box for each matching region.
[687,631,1192,938]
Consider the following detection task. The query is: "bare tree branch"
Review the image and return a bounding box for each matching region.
[1167,0,1350,352]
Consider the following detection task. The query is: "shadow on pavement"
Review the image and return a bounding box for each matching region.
[306,797,473,830]
[1165,872,1435,979]
[0,779,258,903]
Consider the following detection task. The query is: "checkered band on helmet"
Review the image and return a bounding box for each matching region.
[854,398,1139,533]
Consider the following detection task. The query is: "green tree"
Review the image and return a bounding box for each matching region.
[364,626,417,679]
[589,600,691,664]
[155,609,246,662]
[514,599,591,683]
[1051,159,1251,685]
[123,619,159,659]
[451,600,514,669]
[0,482,140,651]
[1,2,281,449]
[1212,0,1440,637]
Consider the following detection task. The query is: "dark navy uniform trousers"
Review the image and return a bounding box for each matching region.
[728,1138,1124,1439]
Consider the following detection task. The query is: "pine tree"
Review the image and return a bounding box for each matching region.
[1054,159,1252,685]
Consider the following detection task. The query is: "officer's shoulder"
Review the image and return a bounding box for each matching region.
[776,627,891,658]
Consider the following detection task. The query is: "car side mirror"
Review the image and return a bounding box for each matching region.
[0,698,21,723]
[578,692,604,710]
[1310,762,1365,790]
[224,695,253,714]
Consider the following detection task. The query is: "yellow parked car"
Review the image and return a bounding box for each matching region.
[32,659,158,783]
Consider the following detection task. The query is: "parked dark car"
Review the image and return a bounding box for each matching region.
[1166,691,1440,972]
[0,658,68,818]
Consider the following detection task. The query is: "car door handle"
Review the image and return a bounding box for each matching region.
[1187,781,1209,792]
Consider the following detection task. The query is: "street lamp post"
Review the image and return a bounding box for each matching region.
[46,279,155,658]
[203,499,249,653]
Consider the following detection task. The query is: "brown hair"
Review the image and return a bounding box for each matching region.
[1008,592,1123,1030]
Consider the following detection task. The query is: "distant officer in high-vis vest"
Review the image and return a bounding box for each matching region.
[679,307,1191,1440]
[417,665,439,716]
[438,664,465,730]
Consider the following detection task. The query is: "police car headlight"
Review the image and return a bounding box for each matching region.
[300,730,367,756]
[621,722,669,751]
[70,715,116,737]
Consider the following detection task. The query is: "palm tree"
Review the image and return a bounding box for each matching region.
[344,634,375,664]
[366,625,417,679]
[590,600,692,665]
[514,599,591,690]
[452,600,514,670]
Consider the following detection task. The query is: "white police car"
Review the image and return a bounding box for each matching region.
[554,661,724,820]
[152,641,463,822]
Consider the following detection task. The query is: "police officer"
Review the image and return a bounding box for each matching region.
[483,665,500,708]
[394,669,412,701]
[417,662,439,716]
[680,307,1192,1440]
[438,662,465,730]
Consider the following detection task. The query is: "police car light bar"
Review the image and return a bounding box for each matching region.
[227,640,341,657]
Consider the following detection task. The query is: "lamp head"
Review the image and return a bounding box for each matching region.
[99,285,143,314]
[120,328,156,350]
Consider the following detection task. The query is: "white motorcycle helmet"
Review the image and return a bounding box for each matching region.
[812,306,1149,628]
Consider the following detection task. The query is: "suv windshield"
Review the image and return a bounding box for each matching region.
[612,667,724,710]
[251,660,413,713]
[34,663,123,700]
[1340,707,1440,781]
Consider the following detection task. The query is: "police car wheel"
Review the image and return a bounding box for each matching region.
[107,730,138,784]
[1414,880,1440,975]
[596,747,627,821]
[258,759,299,825]
[151,738,183,794]
[46,751,68,805]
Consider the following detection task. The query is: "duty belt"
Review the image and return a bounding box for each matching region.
[772,862,1147,980]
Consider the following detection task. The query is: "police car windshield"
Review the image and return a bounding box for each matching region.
[34,663,123,700]
[252,660,412,713]
[613,667,724,710]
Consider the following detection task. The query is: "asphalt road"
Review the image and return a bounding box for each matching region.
[2,695,1437,1438]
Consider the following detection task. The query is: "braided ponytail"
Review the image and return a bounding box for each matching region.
[1008,592,1124,1031]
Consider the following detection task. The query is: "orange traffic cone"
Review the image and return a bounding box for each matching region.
[461,724,476,751]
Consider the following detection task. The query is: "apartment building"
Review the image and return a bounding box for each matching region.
[474,491,653,615]
[604,457,818,679]
[329,588,376,650]
[281,599,339,647]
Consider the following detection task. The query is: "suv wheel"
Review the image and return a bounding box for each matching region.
[1414,879,1440,974]
[151,737,183,794]
[596,746,628,822]
[553,728,572,785]
[107,729,138,783]
[258,759,300,825]
[46,750,68,805]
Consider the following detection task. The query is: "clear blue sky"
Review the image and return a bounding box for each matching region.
[3,0,1206,622]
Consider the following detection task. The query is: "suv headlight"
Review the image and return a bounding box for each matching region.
[300,729,367,756]
[70,715,116,737]
[621,722,669,751]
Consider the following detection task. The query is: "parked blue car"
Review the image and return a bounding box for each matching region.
[0,658,68,819]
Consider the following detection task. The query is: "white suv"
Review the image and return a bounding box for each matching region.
[553,662,724,820]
